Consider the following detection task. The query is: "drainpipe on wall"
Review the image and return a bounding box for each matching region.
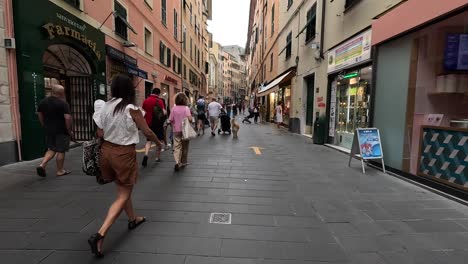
[4,0,22,161]
[319,0,326,59]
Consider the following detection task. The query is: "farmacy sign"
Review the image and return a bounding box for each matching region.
[328,30,372,73]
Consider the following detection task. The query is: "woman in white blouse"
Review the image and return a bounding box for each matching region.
[88,75,161,258]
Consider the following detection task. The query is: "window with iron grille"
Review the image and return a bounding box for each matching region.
[306,5,317,43]
[114,1,128,40]
[183,64,187,79]
[161,0,167,25]
[174,9,178,39]
[345,0,361,9]
[286,32,292,59]
[63,0,80,9]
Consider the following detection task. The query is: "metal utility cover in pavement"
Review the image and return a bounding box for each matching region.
[209,213,232,224]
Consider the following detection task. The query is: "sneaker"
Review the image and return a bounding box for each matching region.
[166,144,172,148]
[211,131,215,136]
[142,156,148,167]
[174,164,180,171]
[155,158,161,163]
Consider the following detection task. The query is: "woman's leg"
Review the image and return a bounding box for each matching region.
[173,136,182,165]
[181,140,190,165]
[96,184,133,251]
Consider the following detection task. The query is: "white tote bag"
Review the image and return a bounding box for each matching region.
[182,117,197,140]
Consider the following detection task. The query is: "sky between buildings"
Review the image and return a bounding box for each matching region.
[208,0,250,48]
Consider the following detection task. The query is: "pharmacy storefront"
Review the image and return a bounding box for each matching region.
[327,29,373,150]
[13,0,106,160]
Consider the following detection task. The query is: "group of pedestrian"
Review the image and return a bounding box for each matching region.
[35,74,202,258]
[35,73,285,258]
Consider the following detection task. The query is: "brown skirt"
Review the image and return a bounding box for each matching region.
[100,141,137,186]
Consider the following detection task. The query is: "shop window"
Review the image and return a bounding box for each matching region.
[144,28,153,55]
[271,4,275,36]
[114,1,128,40]
[63,0,81,10]
[345,0,361,10]
[306,5,317,43]
[161,0,167,25]
[285,32,292,59]
[287,0,293,10]
[174,9,178,39]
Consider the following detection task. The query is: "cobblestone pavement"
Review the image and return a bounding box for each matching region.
[1,119,468,264]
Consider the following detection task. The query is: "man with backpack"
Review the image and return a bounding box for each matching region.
[196,96,206,136]
[142,88,167,166]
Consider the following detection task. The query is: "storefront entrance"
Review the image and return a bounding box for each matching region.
[305,75,315,134]
[43,44,96,141]
[13,0,106,160]
[330,66,372,149]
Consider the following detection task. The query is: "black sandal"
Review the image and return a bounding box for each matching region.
[88,233,104,258]
[128,217,146,230]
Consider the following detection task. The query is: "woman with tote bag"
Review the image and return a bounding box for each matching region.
[87,75,161,258]
[169,92,195,171]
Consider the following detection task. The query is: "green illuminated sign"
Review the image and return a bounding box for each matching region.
[343,72,359,79]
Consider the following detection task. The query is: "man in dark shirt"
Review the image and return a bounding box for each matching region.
[36,85,73,177]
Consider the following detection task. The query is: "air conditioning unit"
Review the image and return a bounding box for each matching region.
[4,38,15,49]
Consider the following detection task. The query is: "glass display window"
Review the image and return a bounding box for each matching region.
[333,66,372,149]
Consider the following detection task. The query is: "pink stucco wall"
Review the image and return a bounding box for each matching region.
[372,0,468,45]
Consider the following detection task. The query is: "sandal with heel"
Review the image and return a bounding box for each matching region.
[128,217,146,230]
[88,233,105,258]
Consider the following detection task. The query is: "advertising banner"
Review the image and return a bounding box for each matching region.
[356,128,383,159]
[328,30,372,73]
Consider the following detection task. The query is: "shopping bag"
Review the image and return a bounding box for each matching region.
[82,138,110,185]
[182,117,197,140]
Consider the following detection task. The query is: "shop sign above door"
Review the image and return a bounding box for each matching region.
[43,22,102,60]
[328,29,372,73]
[106,45,138,66]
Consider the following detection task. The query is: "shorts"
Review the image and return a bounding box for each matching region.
[100,141,137,186]
[209,116,219,125]
[197,113,206,121]
[46,134,70,153]
[148,125,165,141]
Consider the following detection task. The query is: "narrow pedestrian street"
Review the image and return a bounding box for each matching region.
[1,121,467,264]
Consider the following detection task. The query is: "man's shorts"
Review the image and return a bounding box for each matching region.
[46,134,70,153]
[148,126,165,141]
[209,116,219,125]
[197,113,206,121]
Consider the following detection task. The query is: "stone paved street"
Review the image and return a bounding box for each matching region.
[1,121,468,264]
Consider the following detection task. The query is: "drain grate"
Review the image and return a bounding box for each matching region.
[209,213,232,224]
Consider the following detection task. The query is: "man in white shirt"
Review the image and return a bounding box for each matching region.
[207,98,223,136]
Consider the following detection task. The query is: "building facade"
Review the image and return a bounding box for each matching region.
[4,0,214,162]
[371,0,468,193]
[181,0,212,103]
[247,0,406,141]
[0,0,19,165]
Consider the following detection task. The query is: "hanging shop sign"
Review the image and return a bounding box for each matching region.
[328,29,372,73]
[165,75,178,85]
[348,128,385,174]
